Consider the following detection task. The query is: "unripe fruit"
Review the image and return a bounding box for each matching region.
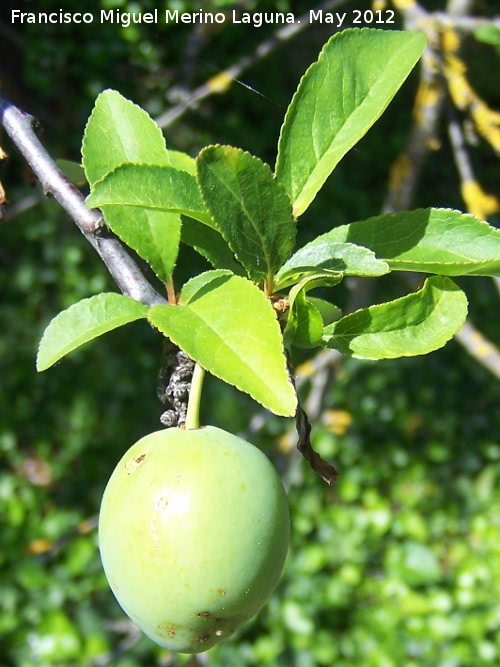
[98,426,289,653]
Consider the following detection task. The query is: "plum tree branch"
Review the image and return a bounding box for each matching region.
[0,91,166,307]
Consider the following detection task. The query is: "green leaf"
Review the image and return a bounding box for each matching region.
[86,164,213,280]
[308,297,341,326]
[82,93,198,282]
[275,241,389,290]
[86,164,212,226]
[101,207,181,284]
[386,542,441,587]
[474,25,500,46]
[275,29,426,216]
[180,216,246,275]
[148,270,297,416]
[324,208,500,277]
[284,292,323,350]
[82,89,171,186]
[274,268,344,293]
[56,160,87,187]
[37,294,148,371]
[323,276,468,359]
[197,146,296,285]
[167,150,197,176]
[283,274,340,349]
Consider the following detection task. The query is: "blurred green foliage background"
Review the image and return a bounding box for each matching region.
[1,0,500,665]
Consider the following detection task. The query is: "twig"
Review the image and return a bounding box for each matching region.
[383,1,446,213]
[155,0,350,129]
[2,191,43,221]
[447,110,474,182]
[432,12,500,31]
[454,320,500,380]
[383,0,493,212]
[447,109,500,219]
[0,92,166,307]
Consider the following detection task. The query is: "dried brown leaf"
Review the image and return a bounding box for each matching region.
[295,402,339,485]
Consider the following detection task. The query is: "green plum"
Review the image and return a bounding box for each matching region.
[98,426,289,653]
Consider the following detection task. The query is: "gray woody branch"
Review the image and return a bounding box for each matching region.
[0,92,166,307]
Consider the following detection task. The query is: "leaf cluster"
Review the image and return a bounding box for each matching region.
[37,28,500,419]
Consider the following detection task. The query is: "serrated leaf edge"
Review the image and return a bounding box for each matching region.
[37,293,148,371]
[324,276,468,359]
[148,271,297,416]
[82,89,168,186]
[196,144,296,283]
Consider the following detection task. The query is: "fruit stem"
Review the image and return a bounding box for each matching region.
[184,363,205,430]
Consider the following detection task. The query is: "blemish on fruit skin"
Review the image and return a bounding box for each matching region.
[197,611,210,617]
[218,588,226,596]
[156,495,169,511]
[157,621,178,639]
[124,453,146,475]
